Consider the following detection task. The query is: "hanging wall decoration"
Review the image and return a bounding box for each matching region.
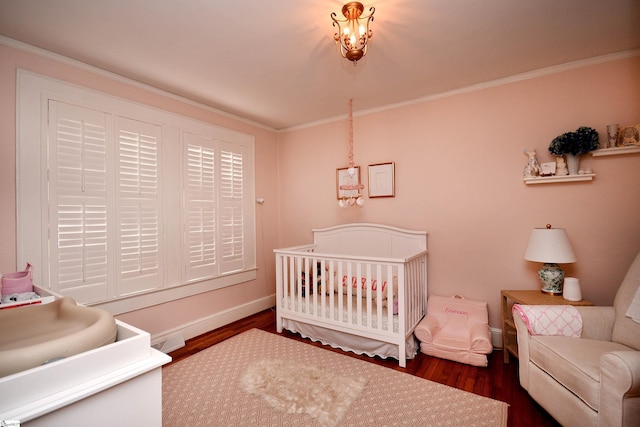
[368,162,395,197]
[337,99,364,207]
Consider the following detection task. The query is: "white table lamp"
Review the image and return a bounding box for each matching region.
[524,224,577,295]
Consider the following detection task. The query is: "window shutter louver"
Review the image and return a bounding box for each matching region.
[48,101,111,303]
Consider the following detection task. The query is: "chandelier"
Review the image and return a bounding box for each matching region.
[331,2,375,64]
[338,99,364,208]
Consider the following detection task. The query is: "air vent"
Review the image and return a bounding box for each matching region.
[152,334,185,353]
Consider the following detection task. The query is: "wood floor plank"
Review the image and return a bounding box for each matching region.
[166,308,560,427]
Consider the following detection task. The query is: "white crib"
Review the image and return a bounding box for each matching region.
[274,223,428,367]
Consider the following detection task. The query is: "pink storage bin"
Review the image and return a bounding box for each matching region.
[1,263,34,295]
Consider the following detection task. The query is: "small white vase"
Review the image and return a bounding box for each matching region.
[565,154,580,175]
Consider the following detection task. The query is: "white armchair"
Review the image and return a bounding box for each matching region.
[513,252,640,427]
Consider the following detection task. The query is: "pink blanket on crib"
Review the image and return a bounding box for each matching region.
[512,304,582,337]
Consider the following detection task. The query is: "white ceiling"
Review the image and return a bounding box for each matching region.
[1,0,639,130]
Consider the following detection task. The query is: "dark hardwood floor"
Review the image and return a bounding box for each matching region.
[167,308,560,427]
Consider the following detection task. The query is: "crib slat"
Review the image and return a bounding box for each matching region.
[346,262,353,325]
[356,262,362,327]
[375,264,383,331]
[365,263,372,329]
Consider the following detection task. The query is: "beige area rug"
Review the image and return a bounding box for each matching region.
[162,329,508,426]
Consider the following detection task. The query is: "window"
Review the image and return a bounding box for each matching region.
[17,71,256,312]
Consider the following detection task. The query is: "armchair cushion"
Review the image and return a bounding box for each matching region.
[529,335,633,411]
[576,306,616,340]
[625,286,640,323]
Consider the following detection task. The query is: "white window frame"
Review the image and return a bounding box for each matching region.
[16,70,256,314]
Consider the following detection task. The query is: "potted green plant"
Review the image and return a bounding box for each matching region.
[549,126,600,175]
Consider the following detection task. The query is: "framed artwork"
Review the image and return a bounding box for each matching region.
[368,162,395,198]
[336,166,362,199]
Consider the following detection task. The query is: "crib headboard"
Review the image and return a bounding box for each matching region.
[312,223,427,259]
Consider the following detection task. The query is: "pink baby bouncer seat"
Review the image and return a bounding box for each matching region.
[415,295,493,367]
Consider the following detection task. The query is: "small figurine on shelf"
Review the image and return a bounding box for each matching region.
[523,148,541,178]
[620,126,640,146]
[555,156,568,176]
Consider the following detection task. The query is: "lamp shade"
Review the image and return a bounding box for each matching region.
[524,227,576,263]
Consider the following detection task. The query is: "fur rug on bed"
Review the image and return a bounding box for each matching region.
[240,359,367,427]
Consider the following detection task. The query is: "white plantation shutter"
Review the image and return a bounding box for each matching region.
[115,117,163,295]
[219,143,245,273]
[48,101,112,303]
[19,72,256,310]
[183,132,217,281]
[48,104,164,302]
[182,136,248,280]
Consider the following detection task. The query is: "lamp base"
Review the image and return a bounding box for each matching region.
[538,263,565,295]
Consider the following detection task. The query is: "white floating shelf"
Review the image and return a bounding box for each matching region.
[592,146,640,156]
[524,173,595,185]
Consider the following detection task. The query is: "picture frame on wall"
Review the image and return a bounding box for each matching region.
[368,162,395,198]
[336,166,362,199]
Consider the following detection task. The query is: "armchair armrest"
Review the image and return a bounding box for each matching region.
[414,315,440,343]
[513,312,532,389]
[600,351,640,427]
[469,321,492,353]
[575,306,616,341]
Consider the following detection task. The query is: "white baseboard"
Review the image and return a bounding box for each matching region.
[151,298,506,352]
[491,327,503,349]
[150,294,276,345]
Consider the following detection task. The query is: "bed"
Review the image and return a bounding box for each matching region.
[274,223,428,367]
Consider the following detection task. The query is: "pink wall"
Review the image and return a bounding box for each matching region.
[2,40,639,335]
[0,43,280,334]
[277,55,640,327]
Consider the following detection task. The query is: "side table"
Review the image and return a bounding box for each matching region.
[501,290,593,363]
